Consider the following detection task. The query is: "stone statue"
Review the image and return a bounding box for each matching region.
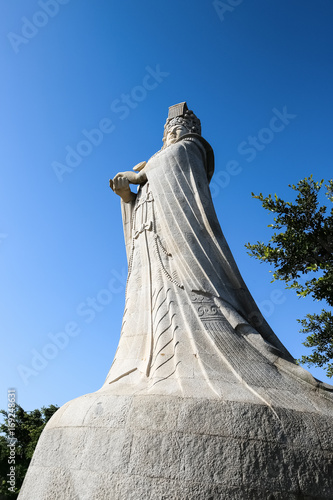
[18,102,333,500]
[105,101,326,404]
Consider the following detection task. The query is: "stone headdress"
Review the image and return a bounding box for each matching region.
[162,102,201,145]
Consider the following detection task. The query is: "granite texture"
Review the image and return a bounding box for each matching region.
[19,392,333,499]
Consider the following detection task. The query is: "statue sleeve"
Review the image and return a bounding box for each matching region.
[121,196,136,264]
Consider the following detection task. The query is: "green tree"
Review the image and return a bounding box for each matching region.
[0,404,59,499]
[246,176,333,377]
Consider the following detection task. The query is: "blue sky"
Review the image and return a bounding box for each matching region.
[1,0,332,412]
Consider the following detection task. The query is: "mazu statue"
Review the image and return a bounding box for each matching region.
[19,102,333,500]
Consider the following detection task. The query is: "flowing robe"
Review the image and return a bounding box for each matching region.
[104,135,326,404]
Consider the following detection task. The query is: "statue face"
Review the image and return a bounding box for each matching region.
[165,124,188,146]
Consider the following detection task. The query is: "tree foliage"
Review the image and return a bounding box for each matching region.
[0,404,59,499]
[246,176,333,377]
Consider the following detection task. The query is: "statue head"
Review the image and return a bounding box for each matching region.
[163,102,201,147]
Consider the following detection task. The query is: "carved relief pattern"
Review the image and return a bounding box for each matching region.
[149,286,181,385]
[192,293,315,411]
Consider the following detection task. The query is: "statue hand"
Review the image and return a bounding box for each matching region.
[109,175,135,203]
[113,170,147,185]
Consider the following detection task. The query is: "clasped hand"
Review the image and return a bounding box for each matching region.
[109,170,147,203]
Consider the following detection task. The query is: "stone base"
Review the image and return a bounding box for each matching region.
[19,391,333,499]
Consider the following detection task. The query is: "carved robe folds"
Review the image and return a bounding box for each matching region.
[103,135,323,408]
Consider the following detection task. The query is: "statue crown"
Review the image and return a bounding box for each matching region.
[163,102,201,144]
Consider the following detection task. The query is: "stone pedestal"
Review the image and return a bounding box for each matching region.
[19,387,333,499]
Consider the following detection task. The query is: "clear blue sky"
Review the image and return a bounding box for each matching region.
[1,0,332,412]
